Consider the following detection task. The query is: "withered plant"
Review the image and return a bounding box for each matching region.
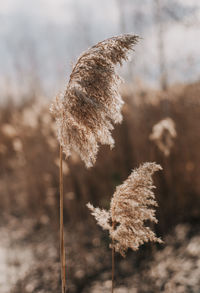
[50,34,139,292]
[149,117,177,156]
[87,162,162,292]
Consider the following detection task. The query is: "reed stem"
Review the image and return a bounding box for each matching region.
[60,144,66,293]
[112,221,115,293]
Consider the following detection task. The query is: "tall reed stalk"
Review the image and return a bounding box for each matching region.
[50,34,139,291]
[87,162,162,292]
[112,221,115,293]
[59,145,66,293]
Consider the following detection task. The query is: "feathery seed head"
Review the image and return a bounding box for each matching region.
[87,162,162,256]
[150,117,177,156]
[51,34,139,167]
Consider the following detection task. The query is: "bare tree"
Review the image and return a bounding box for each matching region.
[154,0,168,91]
[153,0,199,91]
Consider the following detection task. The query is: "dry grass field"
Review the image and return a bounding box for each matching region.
[0,81,200,292]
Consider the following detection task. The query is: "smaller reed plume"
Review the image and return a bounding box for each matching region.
[87,162,162,257]
[149,117,177,157]
[51,34,139,168]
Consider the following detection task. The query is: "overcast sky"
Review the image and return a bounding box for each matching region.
[0,0,200,100]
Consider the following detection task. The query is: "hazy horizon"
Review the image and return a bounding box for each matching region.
[0,0,200,101]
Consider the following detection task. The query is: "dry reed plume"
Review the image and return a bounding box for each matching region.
[50,34,139,293]
[150,117,177,156]
[87,162,162,257]
[51,34,139,168]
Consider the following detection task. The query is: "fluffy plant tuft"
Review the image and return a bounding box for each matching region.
[87,162,162,256]
[50,34,139,167]
[149,117,177,156]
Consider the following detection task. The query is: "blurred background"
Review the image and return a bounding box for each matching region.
[0,0,200,292]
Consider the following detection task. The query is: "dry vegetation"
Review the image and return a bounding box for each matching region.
[87,162,162,256]
[0,81,200,292]
[51,34,138,168]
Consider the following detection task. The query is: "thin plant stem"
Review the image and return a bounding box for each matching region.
[60,144,66,293]
[112,221,115,293]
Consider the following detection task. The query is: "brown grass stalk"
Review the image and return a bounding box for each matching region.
[51,34,139,291]
[87,162,162,290]
[112,221,115,293]
[60,144,66,293]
